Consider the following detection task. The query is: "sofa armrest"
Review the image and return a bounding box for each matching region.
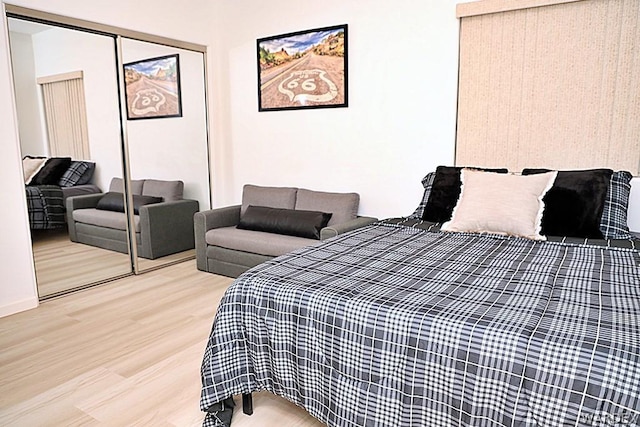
[66,193,104,241]
[138,199,200,259]
[320,216,378,240]
[194,205,241,271]
[66,193,103,211]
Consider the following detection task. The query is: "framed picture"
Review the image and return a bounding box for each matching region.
[123,54,182,120]
[257,24,348,112]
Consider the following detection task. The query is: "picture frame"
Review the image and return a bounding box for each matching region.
[257,24,348,112]
[123,54,182,120]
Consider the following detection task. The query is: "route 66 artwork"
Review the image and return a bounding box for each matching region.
[124,54,182,120]
[257,24,348,111]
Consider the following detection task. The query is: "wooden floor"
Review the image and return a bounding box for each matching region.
[0,260,325,426]
[31,228,195,298]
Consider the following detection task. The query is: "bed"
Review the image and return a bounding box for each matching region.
[200,167,640,427]
[23,156,101,230]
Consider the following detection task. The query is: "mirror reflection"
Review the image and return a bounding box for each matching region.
[8,18,132,298]
[8,14,211,298]
[121,38,210,272]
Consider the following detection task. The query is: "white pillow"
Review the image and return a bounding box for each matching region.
[441,169,558,240]
[22,157,47,184]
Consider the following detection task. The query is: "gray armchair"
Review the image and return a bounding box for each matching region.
[67,178,199,259]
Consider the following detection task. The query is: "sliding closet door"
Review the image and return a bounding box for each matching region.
[120,38,210,272]
[7,18,133,298]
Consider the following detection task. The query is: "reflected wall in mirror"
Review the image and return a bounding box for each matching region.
[121,38,210,272]
[8,18,133,298]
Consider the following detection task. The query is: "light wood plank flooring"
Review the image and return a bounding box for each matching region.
[31,228,194,298]
[0,260,325,426]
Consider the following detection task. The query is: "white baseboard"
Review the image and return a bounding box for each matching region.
[0,297,39,318]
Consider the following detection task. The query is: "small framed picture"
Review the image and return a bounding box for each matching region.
[257,24,348,112]
[123,54,182,120]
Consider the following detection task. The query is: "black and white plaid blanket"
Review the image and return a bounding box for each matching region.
[200,220,640,426]
[25,185,65,230]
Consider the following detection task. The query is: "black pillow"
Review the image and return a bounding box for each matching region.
[96,192,163,214]
[29,157,72,185]
[521,168,613,238]
[237,205,332,240]
[422,165,509,223]
[58,161,96,187]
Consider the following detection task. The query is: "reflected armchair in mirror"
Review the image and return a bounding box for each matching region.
[67,177,199,259]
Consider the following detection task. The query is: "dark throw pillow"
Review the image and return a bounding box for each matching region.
[237,205,332,240]
[422,165,509,223]
[59,161,96,187]
[96,192,163,214]
[30,157,72,185]
[521,168,613,239]
[600,171,633,240]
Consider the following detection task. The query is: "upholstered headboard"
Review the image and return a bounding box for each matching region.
[455,0,640,175]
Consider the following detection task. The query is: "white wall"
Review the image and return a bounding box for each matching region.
[208,0,461,219]
[0,7,38,316]
[7,31,44,156]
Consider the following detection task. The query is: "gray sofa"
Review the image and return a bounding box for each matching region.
[67,178,199,259]
[195,184,378,278]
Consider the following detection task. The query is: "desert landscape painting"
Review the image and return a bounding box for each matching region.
[257,25,347,111]
[124,54,182,120]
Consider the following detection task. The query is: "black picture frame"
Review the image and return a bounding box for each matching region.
[257,24,348,112]
[123,54,182,120]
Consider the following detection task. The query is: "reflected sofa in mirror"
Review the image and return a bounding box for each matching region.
[121,37,211,272]
[8,17,133,298]
[67,177,199,260]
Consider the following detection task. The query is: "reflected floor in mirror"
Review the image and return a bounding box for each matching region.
[31,228,194,298]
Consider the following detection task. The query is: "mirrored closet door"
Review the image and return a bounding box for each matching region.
[7,17,133,298]
[6,6,211,299]
[121,37,210,273]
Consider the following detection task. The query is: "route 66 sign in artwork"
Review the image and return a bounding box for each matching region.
[257,24,348,112]
[123,54,182,120]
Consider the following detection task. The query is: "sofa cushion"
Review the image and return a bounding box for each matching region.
[96,192,163,214]
[109,177,144,195]
[241,184,297,217]
[237,205,332,239]
[72,208,141,232]
[295,188,359,226]
[142,179,183,201]
[206,226,319,257]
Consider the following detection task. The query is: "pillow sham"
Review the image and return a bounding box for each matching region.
[599,171,633,240]
[237,205,332,240]
[29,157,72,185]
[521,168,613,239]
[22,156,47,184]
[422,166,509,223]
[58,161,96,187]
[442,169,557,240]
[96,192,163,215]
[410,172,435,219]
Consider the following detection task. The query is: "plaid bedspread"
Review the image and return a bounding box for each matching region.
[200,219,640,426]
[25,185,65,230]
